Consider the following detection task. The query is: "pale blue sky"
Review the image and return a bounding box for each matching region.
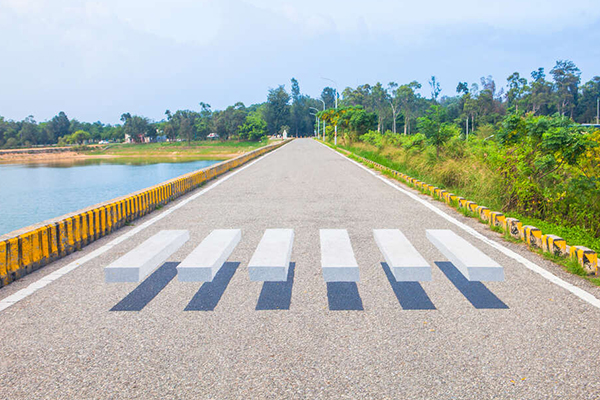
[0,0,599,124]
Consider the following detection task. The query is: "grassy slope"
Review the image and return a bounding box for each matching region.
[339,141,600,253]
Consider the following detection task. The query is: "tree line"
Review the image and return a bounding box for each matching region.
[1,59,598,149]
[0,78,321,148]
[323,59,599,142]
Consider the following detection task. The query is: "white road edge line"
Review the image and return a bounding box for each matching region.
[0,143,289,313]
[320,141,600,310]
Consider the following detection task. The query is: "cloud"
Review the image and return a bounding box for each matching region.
[0,0,598,123]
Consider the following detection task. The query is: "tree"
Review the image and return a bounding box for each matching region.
[388,82,399,134]
[169,110,200,141]
[180,118,193,144]
[429,76,441,102]
[120,113,155,142]
[417,105,457,157]
[456,82,469,95]
[68,130,91,145]
[194,102,213,139]
[396,81,422,135]
[550,60,581,118]
[506,72,528,111]
[290,78,313,137]
[321,87,336,109]
[45,111,70,143]
[576,76,600,123]
[19,115,39,146]
[239,112,267,141]
[527,68,555,115]
[265,85,291,135]
[371,82,389,132]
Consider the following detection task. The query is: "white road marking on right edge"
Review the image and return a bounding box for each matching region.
[320,141,600,310]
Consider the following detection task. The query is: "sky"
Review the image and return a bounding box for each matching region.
[1,0,599,124]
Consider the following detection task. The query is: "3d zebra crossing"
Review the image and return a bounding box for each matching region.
[104,228,505,284]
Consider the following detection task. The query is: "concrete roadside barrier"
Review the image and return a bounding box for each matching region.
[521,226,543,249]
[570,246,598,275]
[0,140,290,288]
[503,218,522,239]
[542,234,567,257]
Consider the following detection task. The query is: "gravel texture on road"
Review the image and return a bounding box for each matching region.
[1,138,600,399]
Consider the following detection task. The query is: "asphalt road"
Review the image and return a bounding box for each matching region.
[2,138,600,399]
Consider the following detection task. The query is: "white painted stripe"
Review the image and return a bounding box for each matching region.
[177,229,241,282]
[105,230,190,282]
[321,142,600,309]
[373,229,431,281]
[0,143,289,312]
[320,229,360,282]
[248,229,294,282]
[426,229,504,281]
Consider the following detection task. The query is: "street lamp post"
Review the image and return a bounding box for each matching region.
[309,107,320,138]
[322,77,338,145]
[319,99,326,140]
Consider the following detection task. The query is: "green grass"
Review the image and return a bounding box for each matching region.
[508,213,600,254]
[490,225,504,234]
[84,139,270,159]
[325,139,600,285]
[331,141,600,255]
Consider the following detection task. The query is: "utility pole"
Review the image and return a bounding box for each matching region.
[466,118,469,141]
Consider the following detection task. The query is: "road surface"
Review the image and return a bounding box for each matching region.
[1,139,600,399]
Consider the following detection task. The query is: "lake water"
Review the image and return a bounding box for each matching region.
[0,159,220,236]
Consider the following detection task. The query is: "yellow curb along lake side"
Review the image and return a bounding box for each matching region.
[0,140,290,288]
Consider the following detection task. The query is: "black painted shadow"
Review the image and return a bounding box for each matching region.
[256,262,296,310]
[436,262,509,309]
[381,263,436,310]
[111,262,179,312]
[184,262,240,311]
[327,282,364,311]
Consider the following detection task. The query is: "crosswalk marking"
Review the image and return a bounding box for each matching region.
[105,230,190,283]
[177,229,241,282]
[374,229,431,281]
[101,228,511,310]
[426,229,505,281]
[320,229,360,282]
[248,229,294,282]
